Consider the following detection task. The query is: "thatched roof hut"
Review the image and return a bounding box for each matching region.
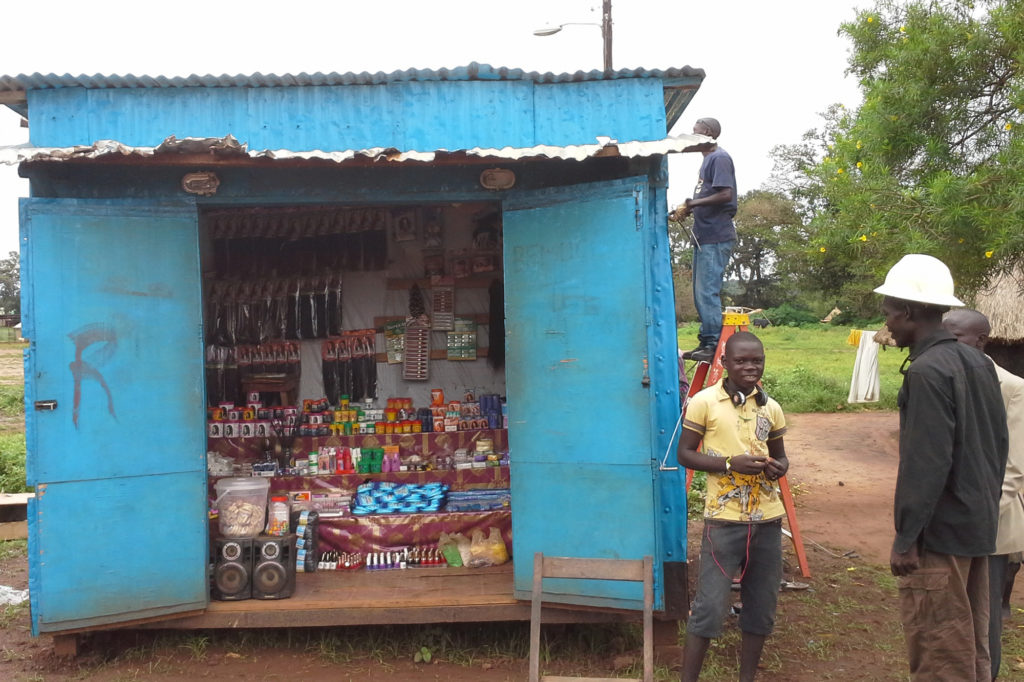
[975,268,1024,376]
[975,269,1024,342]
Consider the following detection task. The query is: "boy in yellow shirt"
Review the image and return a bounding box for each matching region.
[677,331,789,682]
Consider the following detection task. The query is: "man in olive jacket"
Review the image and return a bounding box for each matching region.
[876,254,1008,682]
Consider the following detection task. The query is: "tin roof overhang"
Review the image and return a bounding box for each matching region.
[0,63,705,130]
[0,133,714,168]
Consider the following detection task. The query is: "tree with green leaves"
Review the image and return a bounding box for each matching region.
[0,251,18,317]
[770,0,1024,312]
[726,190,806,309]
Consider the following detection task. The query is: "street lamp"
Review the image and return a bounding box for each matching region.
[533,0,613,75]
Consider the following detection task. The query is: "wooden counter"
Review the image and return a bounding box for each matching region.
[139,564,630,629]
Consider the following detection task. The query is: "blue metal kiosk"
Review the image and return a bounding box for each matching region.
[0,64,707,638]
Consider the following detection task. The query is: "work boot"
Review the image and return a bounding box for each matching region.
[681,344,704,360]
[689,346,716,363]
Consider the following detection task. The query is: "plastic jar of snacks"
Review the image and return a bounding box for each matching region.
[214,477,270,538]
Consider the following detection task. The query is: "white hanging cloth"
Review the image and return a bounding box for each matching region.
[848,330,881,403]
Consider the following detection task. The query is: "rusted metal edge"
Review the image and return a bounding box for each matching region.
[0,134,712,167]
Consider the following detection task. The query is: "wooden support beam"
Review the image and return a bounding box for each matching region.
[652,618,683,670]
[51,634,79,657]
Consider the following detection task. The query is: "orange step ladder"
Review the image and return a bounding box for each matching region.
[681,308,811,578]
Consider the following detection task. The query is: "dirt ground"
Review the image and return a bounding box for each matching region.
[2,411,1023,681]
[784,411,898,565]
[0,343,23,386]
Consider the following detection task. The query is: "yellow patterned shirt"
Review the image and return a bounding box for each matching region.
[683,379,787,522]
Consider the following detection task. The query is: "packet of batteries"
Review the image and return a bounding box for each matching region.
[292,509,319,572]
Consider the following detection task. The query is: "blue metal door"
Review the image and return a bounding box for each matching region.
[503,178,660,610]
[21,199,208,633]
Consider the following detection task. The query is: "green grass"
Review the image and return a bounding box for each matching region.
[687,471,707,521]
[0,432,27,493]
[0,385,23,417]
[0,601,28,629]
[0,539,26,562]
[679,321,906,412]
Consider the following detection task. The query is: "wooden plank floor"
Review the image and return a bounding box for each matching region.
[141,564,631,630]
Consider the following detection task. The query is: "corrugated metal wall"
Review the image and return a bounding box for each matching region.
[27,79,668,151]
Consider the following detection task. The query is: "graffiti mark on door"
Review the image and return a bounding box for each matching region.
[68,324,118,428]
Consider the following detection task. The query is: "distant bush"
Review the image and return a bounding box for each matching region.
[761,303,820,327]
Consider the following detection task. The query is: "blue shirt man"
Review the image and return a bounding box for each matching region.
[672,117,737,362]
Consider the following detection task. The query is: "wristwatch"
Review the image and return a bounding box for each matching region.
[724,456,733,472]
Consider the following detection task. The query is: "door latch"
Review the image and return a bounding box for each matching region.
[34,400,57,411]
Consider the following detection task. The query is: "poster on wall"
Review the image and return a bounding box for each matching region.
[392,208,419,242]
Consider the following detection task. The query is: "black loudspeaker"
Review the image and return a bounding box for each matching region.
[252,534,297,600]
[212,537,253,601]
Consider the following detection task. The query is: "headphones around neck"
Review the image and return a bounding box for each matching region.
[727,379,768,407]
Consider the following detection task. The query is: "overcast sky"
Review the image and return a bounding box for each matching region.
[0,0,865,256]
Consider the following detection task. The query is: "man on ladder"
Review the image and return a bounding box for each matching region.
[671,116,737,364]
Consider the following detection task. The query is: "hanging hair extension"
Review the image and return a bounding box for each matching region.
[488,279,505,370]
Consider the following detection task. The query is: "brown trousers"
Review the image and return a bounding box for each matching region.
[898,549,990,682]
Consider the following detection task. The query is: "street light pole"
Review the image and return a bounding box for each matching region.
[533,1,613,76]
[602,0,613,75]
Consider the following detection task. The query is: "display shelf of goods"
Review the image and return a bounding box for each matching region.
[207,462,512,559]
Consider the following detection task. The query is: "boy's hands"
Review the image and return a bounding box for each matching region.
[730,454,768,475]
[764,456,788,480]
[729,454,788,480]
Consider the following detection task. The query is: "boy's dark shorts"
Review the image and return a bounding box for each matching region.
[687,518,783,638]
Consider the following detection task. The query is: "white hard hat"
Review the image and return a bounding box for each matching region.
[873,254,965,307]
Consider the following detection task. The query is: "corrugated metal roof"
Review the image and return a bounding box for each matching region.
[0,63,704,128]
[0,63,704,94]
[0,133,713,167]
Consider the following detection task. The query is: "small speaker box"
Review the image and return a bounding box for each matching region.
[212,537,253,601]
[252,534,297,600]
